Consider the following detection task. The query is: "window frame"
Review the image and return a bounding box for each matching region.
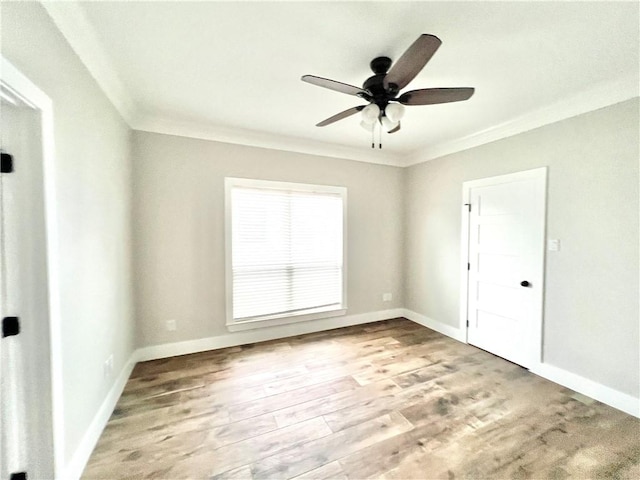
[224,177,348,331]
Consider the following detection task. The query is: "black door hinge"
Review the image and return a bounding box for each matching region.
[464,203,471,212]
[2,317,20,337]
[466,320,469,327]
[467,262,470,270]
[10,472,27,480]
[1,152,14,173]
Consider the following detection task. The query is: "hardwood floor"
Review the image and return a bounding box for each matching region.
[83,318,640,479]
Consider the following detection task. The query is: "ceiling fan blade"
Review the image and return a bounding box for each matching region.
[388,122,401,134]
[398,87,475,106]
[384,34,442,90]
[316,106,366,127]
[302,75,369,97]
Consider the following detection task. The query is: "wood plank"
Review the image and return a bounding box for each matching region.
[337,422,459,479]
[210,465,254,480]
[228,376,359,422]
[351,355,434,386]
[273,378,401,428]
[191,416,332,478]
[249,412,414,479]
[261,358,376,395]
[323,381,440,432]
[88,407,232,464]
[290,461,347,480]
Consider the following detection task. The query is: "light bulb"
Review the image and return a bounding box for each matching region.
[361,104,380,124]
[381,116,399,132]
[385,103,405,123]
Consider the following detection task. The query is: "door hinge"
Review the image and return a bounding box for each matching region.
[464,203,471,212]
[467,262,470,270]
[1,152,14,173]
[2,317,20,338]
[466,320,469,327]
[10,472,27,480]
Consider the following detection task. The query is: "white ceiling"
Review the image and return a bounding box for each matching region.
[44,1,639,166]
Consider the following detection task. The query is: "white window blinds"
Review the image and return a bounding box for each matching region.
[228,179,345,323]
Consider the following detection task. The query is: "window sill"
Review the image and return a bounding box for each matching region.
[226,306,347,332]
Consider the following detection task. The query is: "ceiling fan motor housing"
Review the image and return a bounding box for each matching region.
[363,56,400,111]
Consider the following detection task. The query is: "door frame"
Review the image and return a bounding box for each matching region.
[459,167,548,368]
[1,56,64,478]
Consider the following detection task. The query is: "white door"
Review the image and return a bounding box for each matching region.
[463,168,546,368]
[1,93,55,478]
[1,97,29,480]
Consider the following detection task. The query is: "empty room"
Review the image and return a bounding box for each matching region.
[1,1,638,479]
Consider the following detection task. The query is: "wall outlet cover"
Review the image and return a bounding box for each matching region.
[548,239,561,251]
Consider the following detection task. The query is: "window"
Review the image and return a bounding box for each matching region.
[225,178,347,330]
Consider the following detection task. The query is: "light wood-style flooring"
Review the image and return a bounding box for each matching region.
[83,318,640,479]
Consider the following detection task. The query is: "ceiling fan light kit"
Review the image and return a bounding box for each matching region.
[301,34,475,148]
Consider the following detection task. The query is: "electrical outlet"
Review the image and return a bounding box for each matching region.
[103,355,113,379]
[383,293,392,302]
[166,319,177,331]
[548,239,561,251]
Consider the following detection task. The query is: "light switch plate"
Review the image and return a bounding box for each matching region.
[548,239,560,251]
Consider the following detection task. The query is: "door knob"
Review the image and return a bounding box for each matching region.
[520,280,530,287]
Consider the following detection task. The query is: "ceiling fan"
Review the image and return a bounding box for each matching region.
[301,34,475,148]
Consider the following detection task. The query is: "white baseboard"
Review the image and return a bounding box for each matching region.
[532,362,640,418]
[62,353,137,480]
[136,307,405,362]
[401,308,466,342]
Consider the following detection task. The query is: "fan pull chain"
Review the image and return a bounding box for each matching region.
[371,123,375,149]
[378,121,382,149]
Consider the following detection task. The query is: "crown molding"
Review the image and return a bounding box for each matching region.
[133,114,405,166]
[41,1,136,124]
[403,76,640,167]
[40,0,638,168]
[40,0,403,165]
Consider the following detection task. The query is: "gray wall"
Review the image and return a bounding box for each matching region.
[132,131,404,347]
[404,99,639,397]
[1,2,136,466]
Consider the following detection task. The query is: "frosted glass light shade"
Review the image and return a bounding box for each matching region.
[381,116,399,132]
[385,103,405,123]
[361,104,380,124]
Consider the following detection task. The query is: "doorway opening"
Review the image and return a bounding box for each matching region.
[1,57,63,479]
